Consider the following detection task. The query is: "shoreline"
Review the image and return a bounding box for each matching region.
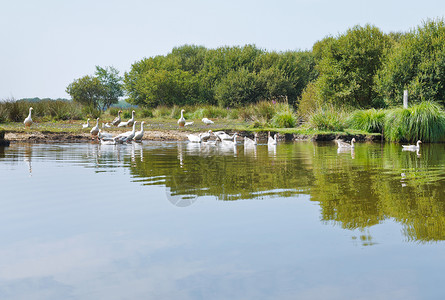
[2,130,382,143]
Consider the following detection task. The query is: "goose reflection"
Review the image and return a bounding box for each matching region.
[337,147,355,159]
[268,144,277,158]
[24,144,32,175]
[402,147,421,157]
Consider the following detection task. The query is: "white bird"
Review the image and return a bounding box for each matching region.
[214,131,237,141]
[90,118,100,138]
[111,110,122,126]
[24,107,33,127]
[402,140,422,150]
[133,121,145,142]
[126,110,136,127]
[187,133,202,143]
[201,130,213,142]
[202,117,214,125]
[268,132,278,145]
[98,129,113,140]
[82,118,90,128]
[178,109,186,127]
[336,138,356,148]
[114,121,138,143]
[244,133,258,147]
[185,121,194,126]
[103,122,111,128]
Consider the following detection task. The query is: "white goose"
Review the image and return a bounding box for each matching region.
[98,129,113,140]
[111,110,122,126]
[244,133,258,147]
[336,138,356,148]
[24,107,33,127]
[202,117,214,125]
[268,132,278,145]
[82,118,90,129]
[103,122,111,128]
[184,121,194,126]
[115,121,138,143]
[126,110,136,127]
[214,131,237,141]
[402,140,422,150]
[187,133,202,143]
[133,121,145,142]
[90,118,100,138]
[201,130,213,142]
[178,109,186,127]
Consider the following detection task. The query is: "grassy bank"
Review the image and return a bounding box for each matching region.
[2,99,445,142]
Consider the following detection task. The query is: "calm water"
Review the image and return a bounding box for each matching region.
[1,140,445,300]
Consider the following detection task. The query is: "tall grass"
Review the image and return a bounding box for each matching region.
[384,101,445,142]
[347,109,386,133]
[306,106,347,131]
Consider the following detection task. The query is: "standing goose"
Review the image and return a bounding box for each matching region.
[336,138,356,148]
[178,109,186,127]
[82,118,90,129]
[90,118,100,138]
[24,107,33,127]
[402,140,422,150]
[126,110,136,127]
[111,110,122,126]
[133,121,145,142]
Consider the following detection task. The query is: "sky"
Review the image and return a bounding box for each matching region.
[1,0,444,100]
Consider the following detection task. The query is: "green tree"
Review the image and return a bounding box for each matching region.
[95,66,124,110]
[314,24,391,108]
[214,68,260,107]
[66,75,106,110]
[376,18,445,107]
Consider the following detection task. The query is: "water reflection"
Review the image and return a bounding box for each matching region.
[4,141,445,243]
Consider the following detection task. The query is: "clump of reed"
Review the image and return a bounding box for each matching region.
[384,101,445,142]
[347,108,386,133]
[306,105,347,131]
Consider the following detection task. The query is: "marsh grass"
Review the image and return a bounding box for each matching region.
[306,106,347,131]
[347,109,386,133]
[384,101,445,142]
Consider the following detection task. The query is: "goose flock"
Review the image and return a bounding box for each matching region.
[20,107,424,152]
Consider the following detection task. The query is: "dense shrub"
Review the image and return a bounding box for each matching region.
[347,109,386,133]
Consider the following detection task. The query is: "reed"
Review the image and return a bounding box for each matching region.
[383,101,445,142]
[347,109,386,133]
[307,106,346,131]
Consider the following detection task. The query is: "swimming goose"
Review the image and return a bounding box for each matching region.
[24,107,33,127]
[133,121,145,142]
[244,133,258,147]
[178,109,186,127]
[115,121,138,143]
[336,138,356,148]
[402,140,422,150]
[268,132,278,145]
[202,117,214,125]
[90,118,100,137]
[82,119,90,128]
[214,131,237,141]
[187,133,202,143]
[111,110,122,126]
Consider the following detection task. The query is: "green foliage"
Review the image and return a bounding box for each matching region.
[383,101,445,142]
[376,18,445,107]
[347,109,386,133]
[95,66,124,110]
[66,75,106,110]
[314,24,392,108]
[297,82,323,121]
[271,107,298,128]
[307,106,346,131]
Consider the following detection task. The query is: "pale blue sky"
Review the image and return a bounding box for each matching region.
[1,0,444,100]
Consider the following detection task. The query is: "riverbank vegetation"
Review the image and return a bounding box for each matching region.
[3,18,445,142]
